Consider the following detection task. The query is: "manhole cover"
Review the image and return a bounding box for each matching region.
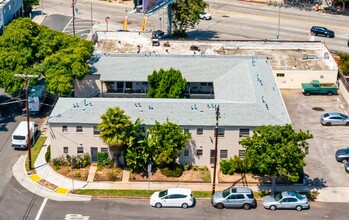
[312,107,324,111]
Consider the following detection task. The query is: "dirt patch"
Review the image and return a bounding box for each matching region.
[37,179,58,191]
[50,163,89,181]
[219,171,291,184]
[94,168,123,181]
[27,170,36,175]
[130,168,211,183]
[219,172,261,184]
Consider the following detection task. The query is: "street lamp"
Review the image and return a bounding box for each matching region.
[212,105,220,196]
[276,5,281,39]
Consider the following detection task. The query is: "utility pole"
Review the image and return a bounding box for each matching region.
[72,0,76,35]
[14,74,38,170]
[212,105,220,196]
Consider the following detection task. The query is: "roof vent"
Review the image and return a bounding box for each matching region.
[324,52,329,60]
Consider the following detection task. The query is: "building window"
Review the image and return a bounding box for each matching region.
[93,126,100,135]
[63,147,68,154]
[76,125,83,133]
[183,128,189,134]
[77,147,84,154]
[101,148,108,152]
[215,128,225,137]
[220,150,228,159]
[197,128,203,135]
[239,128,250,138]
[183,149,189,157]
[239,150,246,158]
[196,149,203,157]
[62,125,68,133]
[276,73,285,77]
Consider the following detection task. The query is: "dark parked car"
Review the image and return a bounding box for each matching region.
[335,148,349,163]
[344,161,349,173]
[310,26,335,38]
[152,30,169,39]
[347,39,349,47]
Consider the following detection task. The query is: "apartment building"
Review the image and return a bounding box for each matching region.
[48,55,290,165]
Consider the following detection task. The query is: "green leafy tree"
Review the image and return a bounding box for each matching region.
[172,0,208,37]
[147,68,187,98]
[98,107,133,166]
[125,119,150,172]
[239,124,313,193]
[23,0,39,16]
[0,18,93,95]
[338,53,349,74]
[147,121,191,167]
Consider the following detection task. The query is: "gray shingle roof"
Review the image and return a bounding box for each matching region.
[49,55,290,127]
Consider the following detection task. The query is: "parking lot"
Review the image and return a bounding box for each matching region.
[282,89,349,188]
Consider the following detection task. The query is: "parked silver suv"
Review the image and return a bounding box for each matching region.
[211,187,256,210]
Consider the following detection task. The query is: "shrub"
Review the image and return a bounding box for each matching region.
[74,172,81,178]
[52,156,67,166]
[107,169,119,181]
[220,158,236,175]
[160,164,183,177]
[220,157,252,175]
[45,145,51,162]
[72,154,91,169]
[97,152,113,168]
[183,162,191,170]
[55,165,60,170]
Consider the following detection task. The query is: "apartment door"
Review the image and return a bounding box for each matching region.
[91,147,98,163]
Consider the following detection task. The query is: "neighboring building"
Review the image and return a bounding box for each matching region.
[0,0,23,33]
[48,55,290,166]
[84,32,337,97]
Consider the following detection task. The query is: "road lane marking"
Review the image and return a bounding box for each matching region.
[340,104,344,109]
[35,197,48,220]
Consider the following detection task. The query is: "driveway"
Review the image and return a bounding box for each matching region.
[282,89,349,188]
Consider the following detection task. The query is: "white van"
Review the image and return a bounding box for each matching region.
[12,121,38,149]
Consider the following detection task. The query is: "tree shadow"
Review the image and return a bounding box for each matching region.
[186,30,219,40]
[257,173,327,197]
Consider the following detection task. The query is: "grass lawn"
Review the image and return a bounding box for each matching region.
[25,136,47,171]
[71,189,213,198]
[71,189,319,200]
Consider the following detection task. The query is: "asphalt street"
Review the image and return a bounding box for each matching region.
[37,0,349,52]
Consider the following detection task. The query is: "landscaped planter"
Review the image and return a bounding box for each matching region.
[93,168,123,182]
[50,163,90,181]
[130,168,211,183]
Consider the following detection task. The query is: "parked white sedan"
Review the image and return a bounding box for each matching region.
[150,188,195,208]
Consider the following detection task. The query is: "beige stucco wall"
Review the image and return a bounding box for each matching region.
[274,70,337,89]
[179,127,253,166]
[49,123,108,160]
[74,75,103,98]
[49,123,253,166]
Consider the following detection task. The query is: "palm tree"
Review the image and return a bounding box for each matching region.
[98,107,133,166]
